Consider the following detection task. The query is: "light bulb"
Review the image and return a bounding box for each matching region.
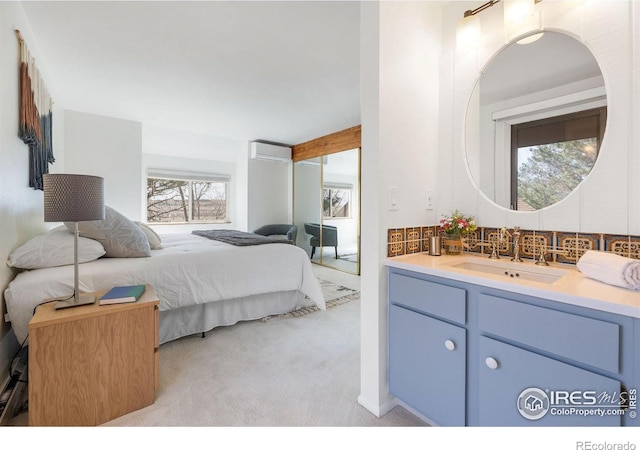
[504,0,535,25]
[456,13,481,49]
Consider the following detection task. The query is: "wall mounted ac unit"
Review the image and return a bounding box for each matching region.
[250,142,292,162]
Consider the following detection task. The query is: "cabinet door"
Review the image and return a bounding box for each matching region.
[478,337,622,426]
[389,305,466,426]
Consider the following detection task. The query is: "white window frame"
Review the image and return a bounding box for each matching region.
[322,183,352,219]
[146,169,231,224]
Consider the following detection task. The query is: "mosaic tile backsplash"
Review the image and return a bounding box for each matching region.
[387,226,640,263]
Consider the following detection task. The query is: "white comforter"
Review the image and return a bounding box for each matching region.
[4,233,325,343]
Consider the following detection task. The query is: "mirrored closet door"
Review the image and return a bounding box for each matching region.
[293,148,360,275]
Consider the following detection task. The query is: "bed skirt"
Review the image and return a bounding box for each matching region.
[159,290,306,344]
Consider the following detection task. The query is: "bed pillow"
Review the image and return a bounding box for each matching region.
[65,206,151,258]
[7,227,106,269]
[135,221,163,250]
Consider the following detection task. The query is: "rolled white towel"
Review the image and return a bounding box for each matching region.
[577,250,640,290]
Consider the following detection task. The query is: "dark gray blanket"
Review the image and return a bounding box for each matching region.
[192,229,293,246]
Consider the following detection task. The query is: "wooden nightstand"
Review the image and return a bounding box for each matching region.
[28,285,160,426]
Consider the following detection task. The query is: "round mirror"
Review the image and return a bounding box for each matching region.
[465,31,607,211]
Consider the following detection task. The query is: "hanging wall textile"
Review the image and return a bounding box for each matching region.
[16,29,54,191]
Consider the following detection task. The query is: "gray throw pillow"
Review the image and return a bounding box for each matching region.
[135,221,163,250]
[65,206,151,258]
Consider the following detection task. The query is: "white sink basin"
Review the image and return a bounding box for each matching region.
[448,257,567,284]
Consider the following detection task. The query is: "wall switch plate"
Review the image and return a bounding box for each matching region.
[426,189,435,210]
[388,186,399,211]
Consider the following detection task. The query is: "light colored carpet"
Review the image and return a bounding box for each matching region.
[103,277,425,427]
[261,278,359,321]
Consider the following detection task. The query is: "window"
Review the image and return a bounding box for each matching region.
[323,184,351,219]
[511,107,606,211]
[146,170,230,223]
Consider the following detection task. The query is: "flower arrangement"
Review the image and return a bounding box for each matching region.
[439,210,477,238]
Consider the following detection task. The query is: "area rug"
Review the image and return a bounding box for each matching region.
[339,253,358,263]
[261,278,359,322]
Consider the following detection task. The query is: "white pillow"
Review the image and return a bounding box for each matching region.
[7,228,106,269]
[135,222,163,250]
[65,206,151,258]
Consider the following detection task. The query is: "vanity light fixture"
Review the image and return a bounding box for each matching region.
[456,13,482,48]
[462,0,501,20]
[503,0,536,25]
[456,0,543,48]
[456,0,499,48]
[504,0,543,42]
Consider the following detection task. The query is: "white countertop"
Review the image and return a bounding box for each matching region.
[385,252,640,319]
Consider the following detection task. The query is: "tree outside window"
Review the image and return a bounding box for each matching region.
[323,186,351,219]
[516,139,598,211]
[147,177,228,223]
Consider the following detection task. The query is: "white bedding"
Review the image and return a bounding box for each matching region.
[4,233,325,344]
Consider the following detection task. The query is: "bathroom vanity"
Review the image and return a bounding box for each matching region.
[385,253,640,426]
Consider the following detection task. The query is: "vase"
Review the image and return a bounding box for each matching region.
[444,235,464,255]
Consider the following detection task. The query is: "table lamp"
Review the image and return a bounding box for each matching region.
[43,174,105,309]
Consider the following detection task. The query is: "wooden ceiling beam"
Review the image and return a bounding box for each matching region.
[291,125,361,162]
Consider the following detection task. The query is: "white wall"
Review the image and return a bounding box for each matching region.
[235,144,249,233]
[247,158,292,233]
[359,1,443,416]
[441,1,640,234]
[0,2,65,376]
[65,110,142,220]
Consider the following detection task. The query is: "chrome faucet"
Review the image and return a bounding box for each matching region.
[511,226,523,262]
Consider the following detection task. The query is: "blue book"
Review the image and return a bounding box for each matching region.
[99,285,146,305]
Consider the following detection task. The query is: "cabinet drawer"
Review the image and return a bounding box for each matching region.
[479,294,620,373]
[389,273,466,324]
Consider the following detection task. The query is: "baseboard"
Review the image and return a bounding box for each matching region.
[357,393,398,418]
[357,393,438,425]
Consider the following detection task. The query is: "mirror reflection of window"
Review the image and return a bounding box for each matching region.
[464,31,607,211]
[294,147,360,274]
[510,107,606,210]
[323,185,352,218]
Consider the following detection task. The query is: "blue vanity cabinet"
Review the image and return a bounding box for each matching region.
[387,266,639,427]
[388,272,467,426]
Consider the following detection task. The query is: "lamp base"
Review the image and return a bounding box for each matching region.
[55,293,97,310]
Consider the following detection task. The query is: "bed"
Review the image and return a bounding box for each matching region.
[4,232,325,345]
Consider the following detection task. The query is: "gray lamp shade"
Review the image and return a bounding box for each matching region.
[43,174,105,222]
